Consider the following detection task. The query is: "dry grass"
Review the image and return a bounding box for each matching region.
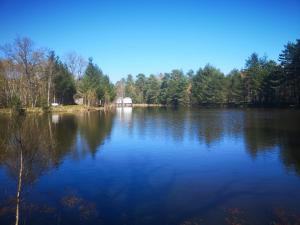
[0,105,106,114]
[0,108,12,114]
[0,104,165,114]
[132,103,164,107]
[50,105,104,112]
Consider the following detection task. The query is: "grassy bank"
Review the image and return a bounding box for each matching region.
[0,105,105,114]
[0,104,165,114]
[132,104,164,107]
[50,105,105,113]
[1,103,297,115]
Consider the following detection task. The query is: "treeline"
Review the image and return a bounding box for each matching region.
[0,37,115,109]
[117,39,300,107]
[0,37,299,108]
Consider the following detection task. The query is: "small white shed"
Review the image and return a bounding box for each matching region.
[115,97,132,107]
[123,97,132,105]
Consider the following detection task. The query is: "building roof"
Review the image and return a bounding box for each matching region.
[123,97,132,104]
[116,97,132,104]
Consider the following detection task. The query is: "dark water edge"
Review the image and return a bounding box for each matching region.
[0,108,300,225]
[191,103,300,108]
[0,102,299,115]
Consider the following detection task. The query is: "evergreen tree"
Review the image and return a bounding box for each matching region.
[166,70,189,106]
[192,65,225,105]
[125,74,138,102]
[145,75,160,104]
[279,39,300,105]
[225,69,243,104]
[100,75,115,104]
[135,73,147,103]
[158,73,170,105]
[243,54,280,105]
[260,66,283,105]
[79,58,103,106]
[53,61,76,105]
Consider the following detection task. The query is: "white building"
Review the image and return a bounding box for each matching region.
[74,97,84,105]
[51,102,59,107]
[116,97,133,107]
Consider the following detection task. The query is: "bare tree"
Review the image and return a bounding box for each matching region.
[63,51,87,78]
[115,79,125,99]
[45,51,56,106]
[0,37,46,107]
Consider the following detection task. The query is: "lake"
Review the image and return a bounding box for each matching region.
[0,108,300,225]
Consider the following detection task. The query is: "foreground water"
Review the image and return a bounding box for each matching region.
[0,108,300,225]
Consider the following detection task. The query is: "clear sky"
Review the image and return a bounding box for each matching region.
[1,0,300,82]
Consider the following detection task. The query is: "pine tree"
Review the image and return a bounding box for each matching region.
[192,65,225,105]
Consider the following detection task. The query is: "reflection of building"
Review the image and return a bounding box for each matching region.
[116,107,132,123]
[52,114,59,124]
[115,97,132,107]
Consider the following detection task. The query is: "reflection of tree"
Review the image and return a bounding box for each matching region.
[278,132,300,175]
[77,111,115,156]
[0,114,78,225]
[190,109,247,146]
[243,111,280,156]
[243,110,300,175]
[2,116,51,184]
[0,111,114,224]
[132,108,300,177]
[49,114,78,165]
[191,109,226,145]
[1,115,53,225]
[132,107,188,141]
[3,114,79,177]
[131,108,245,145]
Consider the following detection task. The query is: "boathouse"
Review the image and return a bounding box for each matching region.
[116,97,133,107]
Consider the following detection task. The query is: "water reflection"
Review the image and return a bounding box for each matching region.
[119,108,300,175]
[0,115,62,184]
[0,115,65,225]
[0,111,115,177]
[0,109,299,225]
[116,107,133,123]
[242,110,300,174]
[51,114,60,124]
[0,112,115,225]
[76,111,115,156]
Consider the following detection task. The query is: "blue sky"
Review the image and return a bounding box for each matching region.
[1,0,300,82]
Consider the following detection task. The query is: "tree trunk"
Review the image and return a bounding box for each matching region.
[47,77,51,107]
[15,149,23,225]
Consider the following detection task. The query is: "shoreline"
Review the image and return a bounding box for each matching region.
[132,103,164,107]
[0,105,105,114]
[0,104,165,114]
[0,103,298,114]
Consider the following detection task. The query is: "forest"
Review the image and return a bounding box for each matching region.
[0,37,299,109]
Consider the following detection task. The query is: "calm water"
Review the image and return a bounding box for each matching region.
[0,108,300,225]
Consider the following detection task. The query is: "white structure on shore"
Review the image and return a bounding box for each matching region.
[116,97,133,107]
[74,97,84,105]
